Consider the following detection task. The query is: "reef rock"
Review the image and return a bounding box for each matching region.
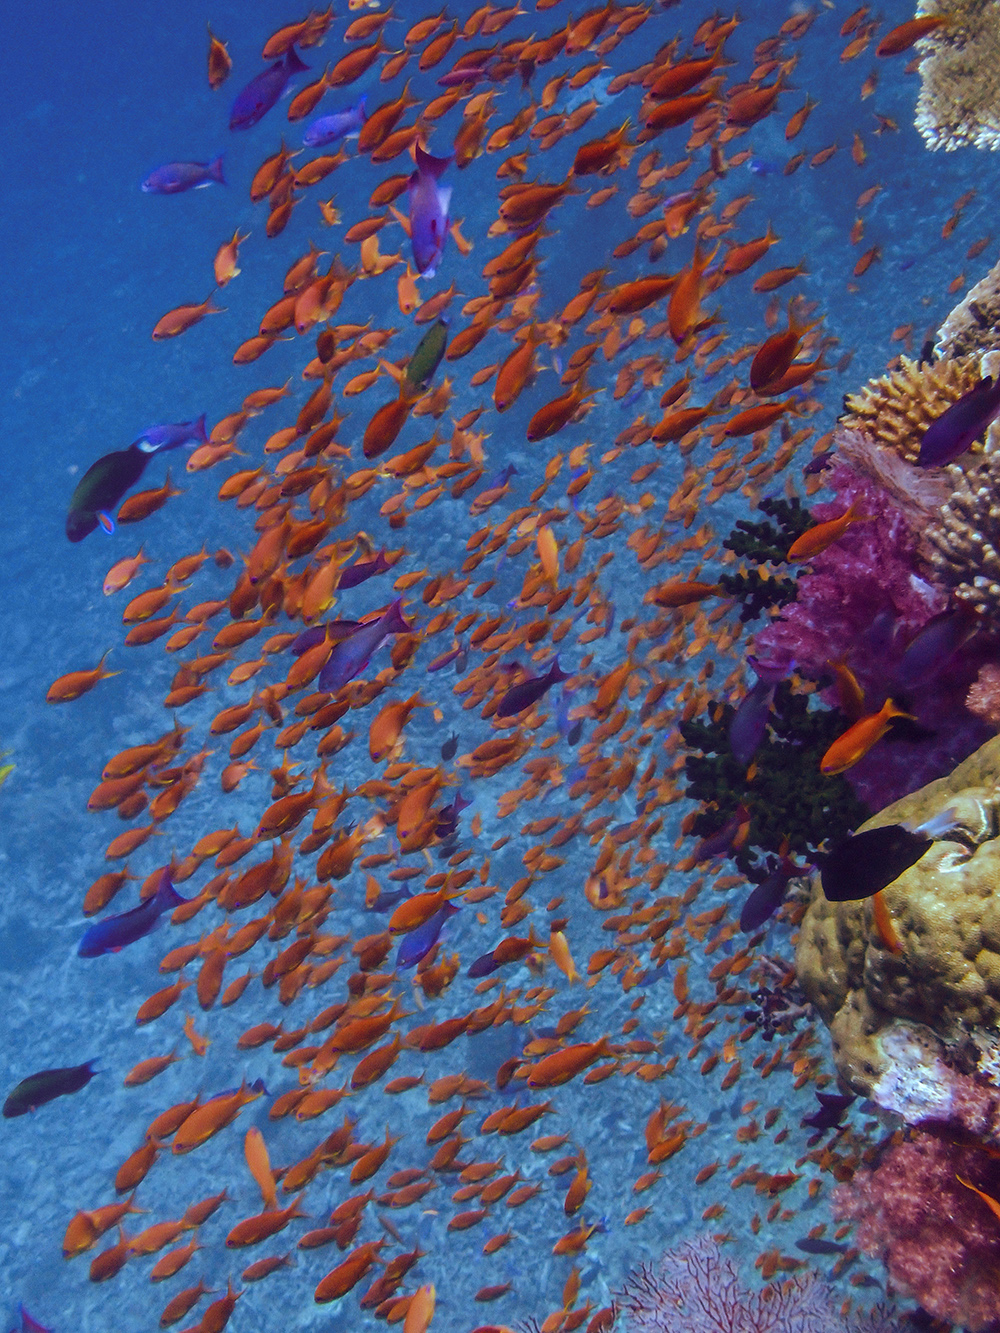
[796,734,1000,1130]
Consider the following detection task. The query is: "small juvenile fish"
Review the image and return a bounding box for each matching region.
[141,157,225,194]
[4,1062,97,1117]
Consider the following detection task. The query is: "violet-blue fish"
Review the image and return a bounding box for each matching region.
[78,869,188,957]
[141,156,225,194]
[230,47,309,131]
[467,948,500,978]
[435,791,471,842]
[729,678,774,767]
[317,599,414,692]
[408,144,452,277]
[894,606,980,689]
[396,903,459,968]
[918,376,1000,467]
[291,620,362,655]
[131,415,208,451]
[338,549,391,590]
[739,854,802,932]
[303,94,367,147]
[496,657,569,719]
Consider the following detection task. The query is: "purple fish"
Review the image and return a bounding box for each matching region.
[467,948,500,977]
[291,620,363,655]
[739,854,802,932]
[396,903,459,968]
[496,657,569,719]
[408,144,452,277]
[338,549,392,590]
[918,376,1000,467]
[78,868,188,957]
[303,94,368,147]
[894,605,980,689]
[435,791,472,842]
[317,599,414,692]
[230,47,309,132]
[131,415,208,452]
[141,156,226,194]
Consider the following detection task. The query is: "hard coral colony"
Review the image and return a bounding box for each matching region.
[18,0,1000,1330]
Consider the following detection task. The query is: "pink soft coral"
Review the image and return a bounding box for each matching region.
[753,459,992,810]
[833,1129,1000,1331]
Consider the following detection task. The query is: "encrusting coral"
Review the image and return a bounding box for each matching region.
[922,443,1000,617]
[796,733,1000,1108]
[914,0,1000,153]
[936,250,1000,359]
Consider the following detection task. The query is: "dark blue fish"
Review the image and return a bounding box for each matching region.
[3,1062,97,1117]
[303,95,367,147]
[396,903,459,968]
[435,791,471,842]
[78,869,188,957]
[496,657,569,719]
[317,600,414,692]
[894,606,980,689]
[141,157,225,194]
[481,463,517,492]
[739,855,802,932]
[408,144,452,277]
[467,948,500,978]
[230,47,309,132]
[131,415,208,450]
[440,732,458,761]
[338,549,392,590]
[918,376,1000,467]
[795,1238,849,1256]
[801,1091,855,1130]
[819,807,958,903]
[368,886,412,913]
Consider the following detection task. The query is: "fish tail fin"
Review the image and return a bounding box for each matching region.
[194,413,208,443]
[285,46,309,73]
[209,154,226,185]
[383,599,415,636]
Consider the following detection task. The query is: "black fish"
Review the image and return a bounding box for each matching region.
[3,1062,97,1117]
[819,824,932,902]
[739,855,799,932]
[440,732,458,761]
[66,445,152,541]
[495,657,568,719]
[801,1091,855,1130]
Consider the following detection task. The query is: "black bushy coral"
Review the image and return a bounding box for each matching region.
[680,682,868,878]
[718,497,811,622]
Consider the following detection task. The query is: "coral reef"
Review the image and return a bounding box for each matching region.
[680,681,869,874]
[718,496,811,621]
[922,445,1000,616]
[833,1130,1000,1332]
[795,734,1000,1107]
[841,354,982,463]
[614,1234,901,1333]
[967,662,1000,726]
[936,251,1000,359]
[914,0,1000,153]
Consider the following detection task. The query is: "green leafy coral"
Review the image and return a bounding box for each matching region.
[680,682,868,877]
[718,496,812,622]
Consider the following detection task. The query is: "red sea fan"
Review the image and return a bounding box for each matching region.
[614,1234,899,1333]
[833,1130,1000,1332]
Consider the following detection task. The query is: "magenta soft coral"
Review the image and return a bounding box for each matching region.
[752,459,992,810]
[833,1130,1000,1331]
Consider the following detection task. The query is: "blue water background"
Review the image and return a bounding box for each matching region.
[1,0,997,1328]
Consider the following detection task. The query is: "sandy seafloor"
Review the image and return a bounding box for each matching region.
[3,0,1000,1329]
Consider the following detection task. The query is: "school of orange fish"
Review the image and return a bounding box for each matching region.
[42,3,980,1329]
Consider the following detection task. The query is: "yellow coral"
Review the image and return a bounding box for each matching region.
[841,354,983,462]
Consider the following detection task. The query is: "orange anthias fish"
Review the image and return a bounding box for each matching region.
[214,229,250,286]
[46,650,119,702]
[667,238,717,344]
[786,502,868,560]
[152,294,225,340]
[820,698,914,775]
[207,26,232,89]
[876,15,954,56]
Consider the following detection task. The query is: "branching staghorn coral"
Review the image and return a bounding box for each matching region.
[914,0,1000,152]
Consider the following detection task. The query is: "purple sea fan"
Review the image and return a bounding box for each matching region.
[614,1235,898,1333]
